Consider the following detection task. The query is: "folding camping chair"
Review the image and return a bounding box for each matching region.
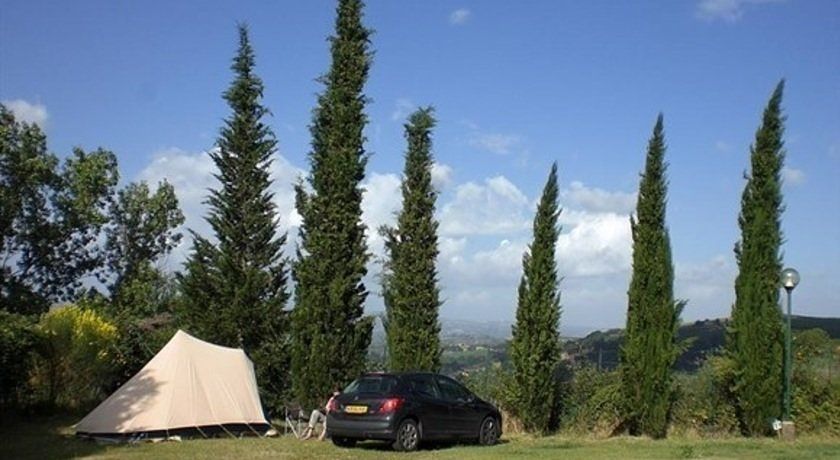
[283,403,310,439]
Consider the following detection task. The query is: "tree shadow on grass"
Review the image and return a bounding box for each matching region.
[0,413,109,460]
[0,369,162,459]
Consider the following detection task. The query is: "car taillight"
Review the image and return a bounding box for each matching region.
[379,398,403,414]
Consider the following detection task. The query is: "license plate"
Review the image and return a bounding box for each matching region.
[344,405,368,414]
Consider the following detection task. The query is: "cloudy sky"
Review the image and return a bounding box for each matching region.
[2,0,838,334]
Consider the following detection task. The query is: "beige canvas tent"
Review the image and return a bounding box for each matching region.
[76,330,270,440]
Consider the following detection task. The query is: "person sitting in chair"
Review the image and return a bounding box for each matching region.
[301,388,340,441]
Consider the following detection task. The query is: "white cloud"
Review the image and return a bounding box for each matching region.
[390,98,415,121]
[3,99,48,127]
[444,208,632,281]
[468,132,521,155]
[137,148,218,245]
[134,150,744,330]
[449,8,471,25]
[463,121,525,156]
[439,236,467,264]
[439,176,531,235]
[437,205,633,327]
[675,255,736,320]
[448,239,527,285]
[557,210,632,277]
[562,181,636,215]
[695,0,785,23]
[715,140,733,152]
[431,175,636,328]
[782,166,805,186]
[431,162,453,189]
[361,172,402,257]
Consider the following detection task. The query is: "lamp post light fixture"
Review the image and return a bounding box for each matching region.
[780,267,800,441]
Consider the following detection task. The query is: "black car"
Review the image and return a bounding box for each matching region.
[326,372,502,451]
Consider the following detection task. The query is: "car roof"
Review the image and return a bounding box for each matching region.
[360,371,447,379]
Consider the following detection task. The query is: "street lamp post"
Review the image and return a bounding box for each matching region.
[780,267,800,440]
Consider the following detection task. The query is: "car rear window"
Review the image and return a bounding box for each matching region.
[343,375,399,395]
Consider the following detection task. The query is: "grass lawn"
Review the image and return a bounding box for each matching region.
[2,416,838,460]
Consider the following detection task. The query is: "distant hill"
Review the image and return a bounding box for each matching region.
[369,316,511,347]
[441,318,511,344]
[369,314,594,347]
[789,315,840,338]
[565,315,840,372]
[368,313,840,375]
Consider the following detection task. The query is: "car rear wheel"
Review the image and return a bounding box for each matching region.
[478,416,499,446]
[392,419,420,452]
[331,437,357,448]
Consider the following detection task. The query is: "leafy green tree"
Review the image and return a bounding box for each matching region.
[381,107,442,372]
[102,179,183,382]
[619,114,683,438]
[291,0,374,408]
[794,329,831,364]
[1,105,118,314]
[178,25,290,411]
[509,163,563,434]
[727,80,787,436]
[105,180,183,294]
[94,264,179,385]
[0,310,36,409]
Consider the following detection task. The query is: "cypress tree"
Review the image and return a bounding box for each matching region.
[619,114,682,438]
[291,0,374,408]
[728,80,787,436]
[178,25,290,410]
[381,107,442,372]
[509,163,562,434]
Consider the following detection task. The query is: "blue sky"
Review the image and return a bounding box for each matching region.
[2,0,838,333]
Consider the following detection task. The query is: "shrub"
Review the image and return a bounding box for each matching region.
[670,355,740,437]
[76,269,178,392]
[791,332,840,436]
[561,366,624,437]
[793,371,840,435]
[108,313,175,390]
[30,305,119,410]
[460,363,509,405]
[461,364,530,434]
[0,311,37,410]
[251,337,291,417]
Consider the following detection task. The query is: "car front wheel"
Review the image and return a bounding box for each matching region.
[478,416,500,446]
[331,436,357,448]
[393,419,420,452]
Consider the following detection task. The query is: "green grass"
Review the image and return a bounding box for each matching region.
[2,416,839,460]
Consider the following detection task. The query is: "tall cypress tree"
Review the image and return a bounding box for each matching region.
[382,107,442,372]
[619,114,682,438]
[728,80,787,436]
[291,0,373,408]
[509,163,562,434]
[178,25,290,410]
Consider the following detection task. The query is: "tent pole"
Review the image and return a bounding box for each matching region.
[219,424,237,439]
[245,422,262,438]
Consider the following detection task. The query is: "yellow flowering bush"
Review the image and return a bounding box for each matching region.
[31,305,119,409]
